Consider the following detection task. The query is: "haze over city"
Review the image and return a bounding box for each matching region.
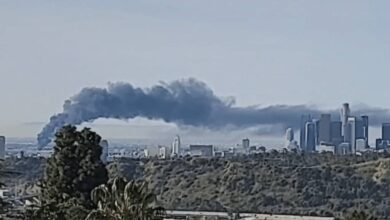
[2,1,390,145]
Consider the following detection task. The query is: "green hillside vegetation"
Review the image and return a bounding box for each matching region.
[5,151,390,218]
[109,152,390,218]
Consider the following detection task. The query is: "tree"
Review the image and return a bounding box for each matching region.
[36,125,108,219]
[86,177,165,220]
[0,159,18,214]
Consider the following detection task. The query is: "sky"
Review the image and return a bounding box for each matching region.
[1,1,390,144]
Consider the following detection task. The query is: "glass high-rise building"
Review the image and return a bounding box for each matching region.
[382,123,390,140]
[361,116,369,148]
[331,121,342,146]
[318,114,331,144]
[171,135,181,157]
[341,103,351,141]
[347,117,357,153]
[242,138,250,149]
[305,121,316,152]
[300,114,312,151]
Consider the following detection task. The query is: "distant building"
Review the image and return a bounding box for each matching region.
[376,123,390,150]
[242,138,250,150]
[340,103,351,141]
[345,116,369,153]
[159,146,169,159]
[300,114,312,151]
[0,136,5,160]
[337,142,351,155]
[382,123,390,140]
[145,146,160,158]
[347,117,357,153]
[144,149,150,158]
[376,139,390,150]
[317,144,335,154]
[305,121,316,152]
[100,139,109,164]
[361,115,369,147]
[171,135,181,157]
[356,139,367,152]
[318,114,331,144]
[189,145,214,157]
[330,121,343,146]
[314,119,320,146]
[214,151,225,157]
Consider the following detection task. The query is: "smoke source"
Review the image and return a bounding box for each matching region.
[37,78,390,148]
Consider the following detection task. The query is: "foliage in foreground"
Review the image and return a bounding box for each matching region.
[86,177,165,220]
[31,125,108,220]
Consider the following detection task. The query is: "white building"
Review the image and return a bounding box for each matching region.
[317,144,336,154]
[0,136,5,160]
[337,142,351,155]
[144,149,150,158]
[159,146,169,159]
[189,145,214,157]
[100,139,109,164]
[171,135,181,157]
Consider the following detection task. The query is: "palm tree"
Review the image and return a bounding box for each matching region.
[86,177,165,220]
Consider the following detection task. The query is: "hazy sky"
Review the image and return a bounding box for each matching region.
[1,1,390,141]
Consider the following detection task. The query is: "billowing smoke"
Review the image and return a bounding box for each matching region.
[37,78,390,148]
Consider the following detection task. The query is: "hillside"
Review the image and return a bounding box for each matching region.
[110,153,390,218]
[4,152,390,218]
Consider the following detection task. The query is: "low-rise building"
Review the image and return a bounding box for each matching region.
[189,145,214,157]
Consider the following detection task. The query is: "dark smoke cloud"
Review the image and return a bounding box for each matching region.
[37,78,390,148]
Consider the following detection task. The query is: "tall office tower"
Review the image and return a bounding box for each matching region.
[318,114,332,144]
[242,138,250,149]
[347,117,357,153]
[314,119,320,146]
[354,118,365,143]
[100,139,109,164]
[330,121,343,146]
[382,123,390,140]
[171,135,181,157]
[0,136,5,160]
[361,116,369,148]
[341,103,351,141]
[300,114,312,151]
[305,122,316,152]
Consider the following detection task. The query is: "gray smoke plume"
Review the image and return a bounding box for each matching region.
[37,78,390,148]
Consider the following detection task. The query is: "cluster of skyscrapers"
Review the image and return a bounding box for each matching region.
[299,103,369,154]
[375,123,390,150]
